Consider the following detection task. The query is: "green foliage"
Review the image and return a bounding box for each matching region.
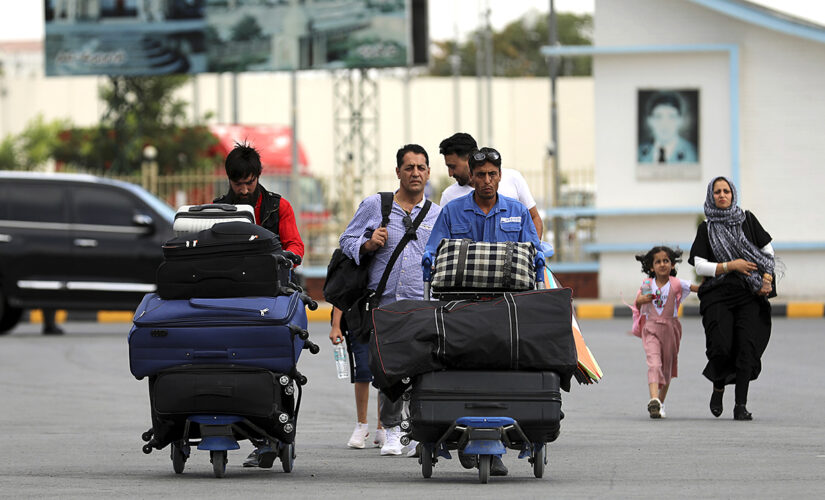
[0,135,17,170]
[52,76,220,175]
[230,15,264,42]
[429,12,592,77]
[0,115,72,170]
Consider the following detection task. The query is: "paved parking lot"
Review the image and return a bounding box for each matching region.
[1,317,823,498]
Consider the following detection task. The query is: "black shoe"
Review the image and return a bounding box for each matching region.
[458,452,478,469]
[733,404,753,421]
[490,455,508,476]
[710,388,724,418]
[43,325,64,335]
[242,446,277,468]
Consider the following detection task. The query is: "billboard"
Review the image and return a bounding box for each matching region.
[44,0,428,77]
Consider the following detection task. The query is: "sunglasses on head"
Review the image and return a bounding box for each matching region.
[653,288,663,308]
[472,150,500,163]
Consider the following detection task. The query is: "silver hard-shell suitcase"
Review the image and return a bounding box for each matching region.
[173,203,254,236]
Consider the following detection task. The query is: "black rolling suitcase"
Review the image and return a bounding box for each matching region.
[156,221,292,299]
[147,364,297,448]
[151,365,290,418]
[409,370,563,444]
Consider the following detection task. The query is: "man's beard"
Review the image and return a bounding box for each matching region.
[229,186,260,205]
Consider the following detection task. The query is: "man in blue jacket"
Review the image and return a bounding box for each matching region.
[422,147,541,476]
[425,147,541,257]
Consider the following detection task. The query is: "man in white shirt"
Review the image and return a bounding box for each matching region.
[438,133,543,238]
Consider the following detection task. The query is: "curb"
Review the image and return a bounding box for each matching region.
[23,301,825,324]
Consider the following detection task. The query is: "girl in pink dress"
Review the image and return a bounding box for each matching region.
[634,246,698,419]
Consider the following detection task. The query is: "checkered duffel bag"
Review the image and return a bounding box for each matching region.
[431,238,536,292]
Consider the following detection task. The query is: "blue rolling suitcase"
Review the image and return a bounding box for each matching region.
[128,292,309,379]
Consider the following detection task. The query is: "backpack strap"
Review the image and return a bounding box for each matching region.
[373,200,432,299]
[379,192,393,227]
[669,275,682,306]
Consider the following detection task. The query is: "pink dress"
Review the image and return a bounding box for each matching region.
[639,277,688,387]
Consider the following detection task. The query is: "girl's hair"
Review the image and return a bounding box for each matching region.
[635,246,683,278]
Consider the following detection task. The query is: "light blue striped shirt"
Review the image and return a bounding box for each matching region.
[340,193,440,306]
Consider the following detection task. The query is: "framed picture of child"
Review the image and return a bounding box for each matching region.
[636,89,700,180]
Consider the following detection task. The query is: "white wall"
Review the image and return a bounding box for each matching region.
[594,0,825,300]
[1,70,595,212]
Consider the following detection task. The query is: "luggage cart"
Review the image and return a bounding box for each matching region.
[132,271,320,478]
[408,244,560,483]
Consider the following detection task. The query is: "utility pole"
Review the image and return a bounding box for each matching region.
[451,18,461,132]
[475,27,484,143]
[485,5,493,146]
[290,69,301,233]
[548,0,563,260]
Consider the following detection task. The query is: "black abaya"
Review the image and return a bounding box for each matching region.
[688,211,774,386]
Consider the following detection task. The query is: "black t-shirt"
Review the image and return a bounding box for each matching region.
[689,210,776,301]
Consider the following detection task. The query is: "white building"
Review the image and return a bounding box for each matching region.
[543,0,825,300]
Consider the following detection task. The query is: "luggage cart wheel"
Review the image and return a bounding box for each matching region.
[171,443,187,474]
[280,442,295,473]
[532,444,546,479]
[478,455,491,484]
[141,429,154,442]
[142,444,153,454]
[210,450,227,478]
[420,444,433,479]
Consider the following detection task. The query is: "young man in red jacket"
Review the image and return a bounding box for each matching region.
[214,142,305,469]
[213,143,305,259]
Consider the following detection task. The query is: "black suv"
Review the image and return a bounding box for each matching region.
[0,172,174,334]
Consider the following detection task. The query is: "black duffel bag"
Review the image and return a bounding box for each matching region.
[368,287,577,391]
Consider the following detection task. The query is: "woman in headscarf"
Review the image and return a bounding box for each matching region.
[688,176,776,420]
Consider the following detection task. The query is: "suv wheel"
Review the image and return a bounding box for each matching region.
[0,289,23,334]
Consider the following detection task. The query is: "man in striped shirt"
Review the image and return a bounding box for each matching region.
[331,144,441,457]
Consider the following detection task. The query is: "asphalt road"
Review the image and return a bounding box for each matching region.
[1,317,824,499]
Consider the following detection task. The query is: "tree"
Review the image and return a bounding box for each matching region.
[0,115,71,171]
[54,76,219,175]
[428,11,592,77]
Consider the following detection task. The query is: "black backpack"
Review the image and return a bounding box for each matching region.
[322,193,393,311]
[325,193,432,343]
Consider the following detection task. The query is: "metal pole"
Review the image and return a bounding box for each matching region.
[549,0,562,259]
[290,69,302,233]
[192,75,200,121]
[232,72,239,125]
[452,19,461,131]
[217,73,224,124]
[485,6,493,146]
[403,68,411,143]
[475,27,484,143]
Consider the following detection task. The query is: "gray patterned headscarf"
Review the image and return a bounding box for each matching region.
[704,176,774,292]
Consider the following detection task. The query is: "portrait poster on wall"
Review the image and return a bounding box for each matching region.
[637,89,700,180]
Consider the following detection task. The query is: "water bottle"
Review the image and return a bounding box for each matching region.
[333,342,349,379]
[641,278,653,295]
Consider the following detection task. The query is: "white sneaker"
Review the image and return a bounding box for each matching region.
[380,426,403,456]
[659,403,667,419]
[373,428,387,448]
[404,439,420,457]
[347,423,370,449]
[648,398,662,419]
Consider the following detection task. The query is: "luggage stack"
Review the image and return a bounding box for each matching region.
[129,204,318,477]
[369,239,576,482]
